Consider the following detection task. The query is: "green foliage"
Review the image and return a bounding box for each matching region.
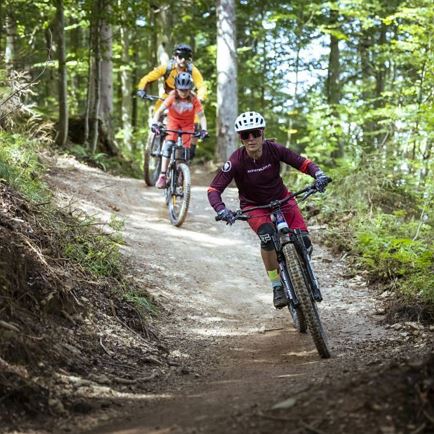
[123,290,158,316]
[63,214,124,278]
[0,131,50,202]
[316,158,433,303]
[356,215,433,302]
[68,144,142,178]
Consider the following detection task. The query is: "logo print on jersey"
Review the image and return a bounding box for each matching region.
[222,161,232,172]
[173,100,193,114]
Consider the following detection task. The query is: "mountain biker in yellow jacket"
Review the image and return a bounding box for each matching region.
[137,43,207,155]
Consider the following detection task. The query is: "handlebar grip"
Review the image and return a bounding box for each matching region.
[215,215,222,221]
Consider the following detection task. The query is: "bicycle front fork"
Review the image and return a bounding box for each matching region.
[279,260,300,307]
[292,229,323,302]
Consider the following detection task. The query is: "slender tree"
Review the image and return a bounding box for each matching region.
[5,11,17,71]
[99,0,115,154]
[55,0,68,147]
[216,0,237,162]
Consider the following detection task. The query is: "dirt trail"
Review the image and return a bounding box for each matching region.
[46,157,432,434]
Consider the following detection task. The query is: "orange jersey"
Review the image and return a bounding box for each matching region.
[164,91,203,147]
[164,91,203,123]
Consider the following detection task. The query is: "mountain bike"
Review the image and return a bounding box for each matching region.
[216,183,332,359]
[140,94,166,186]
[159,127,197,227]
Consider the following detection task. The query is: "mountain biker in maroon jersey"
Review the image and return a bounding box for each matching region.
[137,43,207,158]
[207,111,330,309]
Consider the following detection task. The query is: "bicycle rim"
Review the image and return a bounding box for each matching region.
[283,243,331,358]
[144,133,162,186]
[168,163,191,226]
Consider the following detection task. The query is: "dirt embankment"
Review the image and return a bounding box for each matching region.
[1,155,433,434]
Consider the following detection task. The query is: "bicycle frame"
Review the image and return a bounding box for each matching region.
[163,128,196,192]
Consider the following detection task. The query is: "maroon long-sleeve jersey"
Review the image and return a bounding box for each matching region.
[207,140,320,212]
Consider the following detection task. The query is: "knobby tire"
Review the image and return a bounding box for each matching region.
[168,163,191,227]
[288,300,307,333]
[283,243,331,358]
[144,132,162,186]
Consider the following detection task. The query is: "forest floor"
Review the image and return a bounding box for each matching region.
[1,154,433,434]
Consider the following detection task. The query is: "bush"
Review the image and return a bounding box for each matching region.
[313,155,433,304]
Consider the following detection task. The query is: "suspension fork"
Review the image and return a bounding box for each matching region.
[292,229,323,302]
[168,148,177,193]
[273,233,300,307]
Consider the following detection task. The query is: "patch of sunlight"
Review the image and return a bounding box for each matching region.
[200,378,247,387]
[192,186,211,193]
[283,349,318,357]
[190,325,267,337]
[276,373,304,378]
[56,374,173,400]
[76,387,173,400]
[188,315,239,323]
[131,219,242,247]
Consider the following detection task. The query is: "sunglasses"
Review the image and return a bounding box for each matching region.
[239,129,263,140]
[177,54,191,60]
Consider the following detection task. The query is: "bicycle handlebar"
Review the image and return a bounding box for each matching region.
[137,93,165,102]
[215,178,332,223]
[160,127,199,137]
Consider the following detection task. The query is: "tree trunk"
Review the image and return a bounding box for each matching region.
[5,12,16,71]
[326,31,340,106]
[359,30,375,152]
[89,0,101,153]
[119,20,132,150]
[326,12,342,159]
[55,0,68,147]
[216,0,237,162]
[99,0,116,155]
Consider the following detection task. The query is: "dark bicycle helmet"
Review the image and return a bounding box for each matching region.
[175,72,193,90]
[174,43,193,59]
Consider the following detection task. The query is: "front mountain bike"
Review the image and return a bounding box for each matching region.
[160,128,197,227]
[216,183,332,359]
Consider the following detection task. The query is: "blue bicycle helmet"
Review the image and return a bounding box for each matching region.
[175,72,193,90]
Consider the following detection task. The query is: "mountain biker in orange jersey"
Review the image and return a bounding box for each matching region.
[137,43,207,157]
[151,72,208,189]
[207,111,330,309]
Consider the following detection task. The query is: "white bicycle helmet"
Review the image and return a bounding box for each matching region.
[234,111,266,132]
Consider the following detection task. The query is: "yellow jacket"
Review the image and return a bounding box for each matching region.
[138,62,207,102]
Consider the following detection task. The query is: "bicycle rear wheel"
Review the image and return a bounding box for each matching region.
[144,132,162,186]
[283,243,331,358]
[168,163,191,227]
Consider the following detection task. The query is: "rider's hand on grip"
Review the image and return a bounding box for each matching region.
[199,129,209,140]
[136,89,147,99]
[314,170,330,193]
[151,123,161,135]
[216,208,236,225]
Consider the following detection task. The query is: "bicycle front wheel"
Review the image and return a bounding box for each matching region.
[168,163,191,227]
[283,243,331,358]
[288,300,307,333]
[144,132,162,186]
